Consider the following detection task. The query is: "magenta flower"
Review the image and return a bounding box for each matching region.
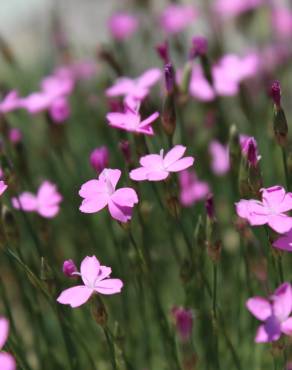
[236,186,292,234]
[63,259,78,278]
[106,104,159,136]
[79,168,138,223]
[0,181,8,196]
[214,0,263,19]
[179,170,210,207]
[171,307,193,342]
[209,140,230,176]
[130,145,194,182]
[49,96,70,123]
[12,181,62,218]
[159,5,197,34]
[0,90,21,114]
[0,317,16,370]
[246,282,292,343]
[57,255,123,308]
[105,68,161,108]
[89,146,109,174]
[108,12,138,41]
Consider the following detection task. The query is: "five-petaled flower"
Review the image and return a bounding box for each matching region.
[246,282,292,343]
[57,256,123,308]
[0,317,16,370]
[236,185,292,234]
[79,168,138,223]
[130,145,194,181]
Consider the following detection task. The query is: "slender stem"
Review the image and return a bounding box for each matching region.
[104,327,117,370]
[282,148,290,190]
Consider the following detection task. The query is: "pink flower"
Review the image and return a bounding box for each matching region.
[159,5,197,34]
[57,256,123,308]
[171,307,193,342]
[0,90,21,114]
[105,68,161,108]
[273,229,292,252]
[0,317,16,370]
[63,259,78,278]
[89,146,109,174]
[108,12,139,41]
[179,170,210,207]
[209,140,230,176]
[214,0,263,19]
[0,181,8,196]
[272,8,292,39]
[12,181,62,218]
[8,128,22,144]
[236,186,292,234]
[246,282,292,343]
[106,104,159,136]
[130,145,194,182]
[49,96,70,123]
[79,168,138,223]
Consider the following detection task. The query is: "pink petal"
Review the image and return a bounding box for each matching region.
[94,278,123,295]
[139,112,159,128]
[37,181,62,205]
[38,204,60,218]
[273,230,292,252]
[147,170,169,181]
[80,256,101,286]
[163,145,186,168]
[272,283,292,322]
[57,286,93,307]
[12,192,38,212]
[261,186,286,210]
[278,193,292,213]
[166,157,194,172]
[137,68,162,88]
[136,126,154,136]
[209,141,230,175]
[111,187,138,207]
[0,181,8,196]
[99,169,121,190]
[268,214,292,234]
[0,353,16,370]
[254,324,280,343]
[189,65,215,102]
[79,196,108,213]
[108,199,134,222]
[105,78,135,97]
[96,266,112,281]
[79,179,107,199]
[129,167,149,181]
[0,317,9,349]
[281,317,292,336]
[140,154,164,169]
[246,297,272,321]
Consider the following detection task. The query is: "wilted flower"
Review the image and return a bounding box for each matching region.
[108,12,138,41]
[0,317,16,370]
[179,170,210,207]
[130,145,194,181]
[12,181,63,218]
[246,282,292,342]
[57,255,123,308]
[171,306,193,342]
[79,168,138,223]
[159,5,197,34]
[89,146,109,173]
[236,185,292,234]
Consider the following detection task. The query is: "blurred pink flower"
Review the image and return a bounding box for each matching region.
[108,12,139,41]
[12,181,62,218]
[57,255,123,308]
[130,145,194,182]
[0,317,16,370]
[159,5,197,34]
[8,128,22,144]
[179,170,210,207]
[209,140,230,175]
[171,307,193,342]
[0,181,8,196]
[214,0,263,19]
[79,168,138,223]
[0,90,21,114]
[63,259,78,278]
[106,68,161,108]
[89,146,109,174]
[106,104,159,136]
[272,8,292,39]
[236,186,292,234]
[49,96,71,123]
[246,282,292,342]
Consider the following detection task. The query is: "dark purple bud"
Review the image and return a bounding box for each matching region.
[171,306,193,342]
[242,137,258,167]
[155,40,169,64]
[62,259,78,278]
[89,146,109,173]
[119,140,131,164]
[164,63,175,93]
[189,36,208,59]
[205,193,215,220]
[270,80,281,106]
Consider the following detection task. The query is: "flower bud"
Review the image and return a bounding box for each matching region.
[242,137,258,167]
[205,193,215,220]
[162,64,176,137]
[164,63,175,94]
[270,80,281,107]
[155,40,169,64]
[62,259,78,278]
[171,306,193,342]
[270,81,288,147]
[189,36,208,59]
[89,146,109,173]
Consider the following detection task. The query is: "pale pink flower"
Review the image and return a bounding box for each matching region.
[236,186,292,234]
[57,255,123,308]
[214,0,263,19]
[130,145,194,182]
[106,104,159,136]
[108,12,139,41]
[12,181,62,218]
[246,282,292,343]
[209,140,230,176]
[0,181,8,196]
[89,146,109,174]
[159,5,197,34]
[0,317,16,370]
[105,68,161,108]
[79,168,138,223]
[49,96,70,123]
[171,307,193,342]
[0,90,21,114]
[179,170,210,207]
